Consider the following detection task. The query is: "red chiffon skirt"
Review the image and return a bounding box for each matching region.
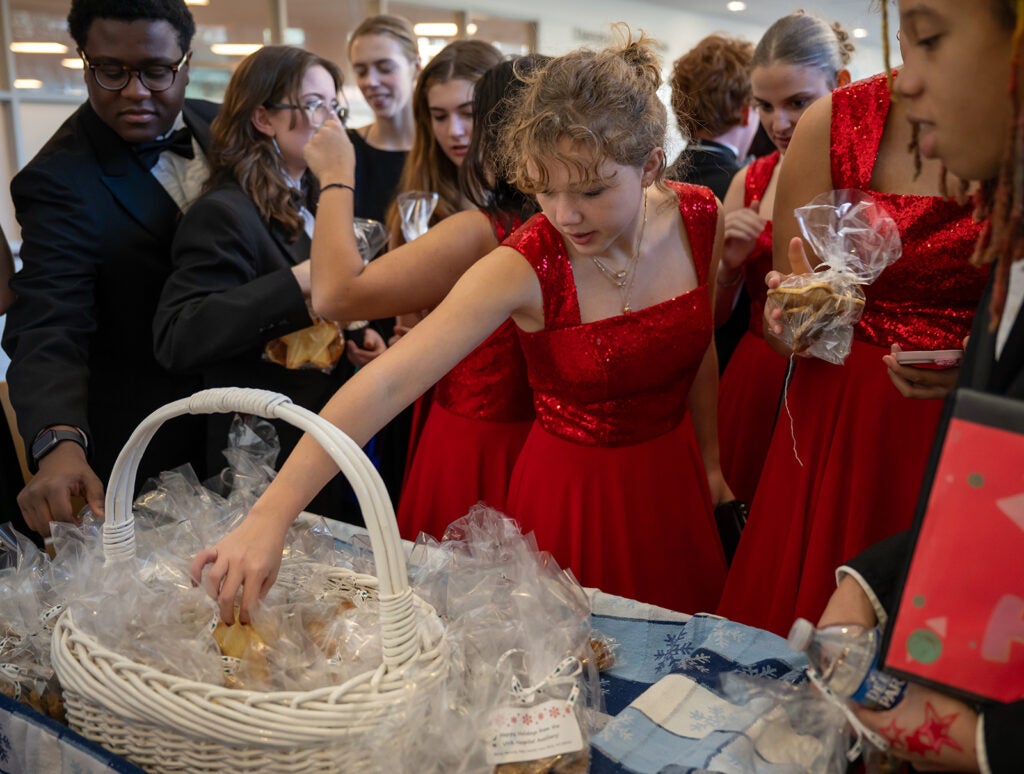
[395,402,532,542]
[505,419,727,614]
[717,340,946,635]
[717,331,789,504]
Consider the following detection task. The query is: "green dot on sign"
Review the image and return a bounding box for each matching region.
[967,472,985,488]
[907,629,943,664]
[913,595,926,609]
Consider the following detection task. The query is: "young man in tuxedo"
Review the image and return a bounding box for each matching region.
[2,0,217,536]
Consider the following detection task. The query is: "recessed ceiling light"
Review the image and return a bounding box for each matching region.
[210,43,263,56]
[61,57,84,69]
[852,28,869,39]
[185,0,210,5]
[10,42,68,54]
[726,1,747,11]
[414,22,459,37]
[14,78,44,89]
[466,22,478,36]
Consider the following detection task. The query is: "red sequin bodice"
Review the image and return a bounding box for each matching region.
[831,72,987,350]
[432,212,534,421]
[506,182,716,447]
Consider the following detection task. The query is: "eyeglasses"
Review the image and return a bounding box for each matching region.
[79,49,189,93]
[265,98,349,128]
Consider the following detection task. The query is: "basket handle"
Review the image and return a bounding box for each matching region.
[102,387,409,598]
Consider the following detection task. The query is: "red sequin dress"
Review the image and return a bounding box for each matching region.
[504,182,727,614]
[717,151,789,504]
[717,72,989,635]
[396,213,534,541]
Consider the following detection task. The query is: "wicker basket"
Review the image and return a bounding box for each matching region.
[50,387,449,772]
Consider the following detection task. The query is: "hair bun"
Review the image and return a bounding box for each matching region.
[615,25,663,91]
[831,21,856,66]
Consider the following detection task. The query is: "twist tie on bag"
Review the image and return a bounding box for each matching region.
[1,665,23,701]
[807,668,889,759]
[40,603,65,629]
[498,650,583,707]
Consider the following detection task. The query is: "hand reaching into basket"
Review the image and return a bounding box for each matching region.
[17,440,105,537]
[190,504,293,623]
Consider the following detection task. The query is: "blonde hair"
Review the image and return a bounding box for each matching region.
[348,14,418,63]
[501,27,667,193]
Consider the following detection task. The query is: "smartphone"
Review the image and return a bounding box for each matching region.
[892,349,964,368]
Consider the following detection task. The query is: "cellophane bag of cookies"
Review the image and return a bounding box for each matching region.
[768,189,901,364]
[262,217,389,373]
[0,523,65,719]
[372,506,599,773]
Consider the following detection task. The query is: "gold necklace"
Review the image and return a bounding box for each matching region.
[590,189,648,314]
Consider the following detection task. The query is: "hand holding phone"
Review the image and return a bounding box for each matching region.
[891,349,963,369]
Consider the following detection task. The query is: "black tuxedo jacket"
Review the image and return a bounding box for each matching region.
[3,99,218,486]
[154,183,361,523]
[667,142,741,202]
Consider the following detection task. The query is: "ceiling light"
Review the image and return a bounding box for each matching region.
[414,22,458,37]
[466,22,478,36]
[726,1,746,11]
[852,27,869,39]
[61,57,84,69]
[10,42,68,54]
[14,78,43,89]
[185,0,210,5]
[210,43,263,56]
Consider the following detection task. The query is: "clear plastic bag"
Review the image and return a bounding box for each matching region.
[768,189,901,364]
[397,190,439,242]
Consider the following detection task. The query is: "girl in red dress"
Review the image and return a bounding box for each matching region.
[194,31,732,621]
[716,12,854,506]
[717,66,988,635]
[305,58,544,543]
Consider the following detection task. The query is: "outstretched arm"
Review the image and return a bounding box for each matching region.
[191,245,541,622]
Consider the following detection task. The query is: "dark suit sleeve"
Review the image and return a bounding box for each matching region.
[153,189,313,372]
[983,702,1024,773]
[3,162,103,445]
[843,531,912,619]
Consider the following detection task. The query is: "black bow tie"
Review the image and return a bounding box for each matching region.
[134,126,195,169]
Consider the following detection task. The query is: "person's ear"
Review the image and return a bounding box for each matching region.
[642,147,665,186]
[836,68,851,88]
[251,105,275,137]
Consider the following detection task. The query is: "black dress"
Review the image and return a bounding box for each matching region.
[347,127,413,506]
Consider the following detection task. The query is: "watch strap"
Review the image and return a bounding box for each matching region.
[31,427,89,465]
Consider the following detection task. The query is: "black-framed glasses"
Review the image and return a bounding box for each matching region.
[265,98,348,128]
[79,49,189,93]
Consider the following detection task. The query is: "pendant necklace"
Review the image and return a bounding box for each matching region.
[590,188,648,314]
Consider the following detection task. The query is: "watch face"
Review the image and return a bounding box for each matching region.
[32,428,86,462]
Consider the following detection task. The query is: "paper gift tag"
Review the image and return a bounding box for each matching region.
[485,699,583,765]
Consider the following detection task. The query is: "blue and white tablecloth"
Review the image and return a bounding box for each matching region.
[589,605,830,774]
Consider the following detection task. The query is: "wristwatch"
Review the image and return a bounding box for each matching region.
[31,426,89,465]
